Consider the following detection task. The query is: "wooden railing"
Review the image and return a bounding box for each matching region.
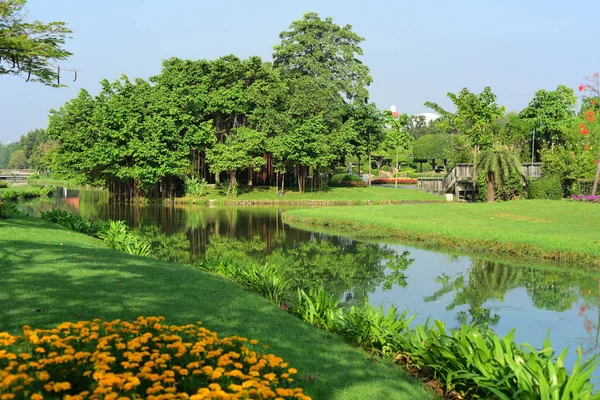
[417,162,543,196]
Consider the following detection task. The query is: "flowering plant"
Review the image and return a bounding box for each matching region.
[371,178,417,185]
[0,316,310,399]
[578,73,600,195]
[571,194,600,203]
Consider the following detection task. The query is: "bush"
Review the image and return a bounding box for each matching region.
[27,173,40,180]
[293,287,343,331]
[328,173,366,187]
[0,317,309,399]
[371,178,417,185]
[381,165,390,172]
[0,201,5,219]
[184,176,207,196]
[41,209,100,236]
[97,220,153,257]
[0,180,7,188]
[527,176,563,200]
[0,189,18,201]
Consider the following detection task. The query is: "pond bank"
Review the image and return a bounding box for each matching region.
[0,214,433,400]
[283,200,600,268]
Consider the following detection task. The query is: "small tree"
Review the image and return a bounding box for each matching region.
[412,134,452,171]
[476,147,523,202]
[578,73,600,195]
[7,149,27,169]
[383,111,412,187]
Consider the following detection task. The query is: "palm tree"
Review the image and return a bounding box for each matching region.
[476,147,524,202]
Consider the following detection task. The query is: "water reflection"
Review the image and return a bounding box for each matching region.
[23,188,600,384]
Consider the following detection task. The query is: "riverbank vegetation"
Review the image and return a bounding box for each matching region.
[0,214,432,399]
[284,200,600,267]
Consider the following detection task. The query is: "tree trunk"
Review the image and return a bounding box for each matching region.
[395,146,400,189]
[228,170,237,193]
[297,165,308,194]
[592,150,600,195]
[472,146,479,203]
[247,167,253,187]
[368,152,372,186]
[487,172,495,203]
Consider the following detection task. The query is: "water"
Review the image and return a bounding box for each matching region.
[24,188,600,384]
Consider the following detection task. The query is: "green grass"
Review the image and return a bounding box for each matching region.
[182,186,444,204]
[0,215,433,400]
[284,200,600,267]
[0,184,47,193]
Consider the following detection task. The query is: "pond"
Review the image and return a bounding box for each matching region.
[24,187,600,385]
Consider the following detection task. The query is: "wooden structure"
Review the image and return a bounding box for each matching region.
[417,162,542,200]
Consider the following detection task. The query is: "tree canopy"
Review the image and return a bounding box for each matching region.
[0,0,72,86]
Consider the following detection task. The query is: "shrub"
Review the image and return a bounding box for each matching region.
[328,173,366,187]
[371,178,417,185]
[0,317,310,399]
[0,201,5,219]
[39,186,54,197]
[572,194,600,203]
[27,173,40,180]
[41,209,98,235]
[293,287,343,331]
[97,220,153,257]
[0,189,18,201]
[381,165,390,172]
[0,180,7,188]
[527,175,563,200]
[185,176,208,197]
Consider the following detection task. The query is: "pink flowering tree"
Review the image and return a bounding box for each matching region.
[578,73,600,195]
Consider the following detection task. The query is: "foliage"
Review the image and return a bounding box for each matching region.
[0,0,72,86]
[184,176,207,197]
[0,142,18,168]
[520,85,577,148]
[0,186,52,200]
[527,176,563,200]
[7,148,27,169]
[476,171,524,202]
[97,220,153,257]
[41,209,99,235]
[0,316,310,399]
[293,287,343,330]
[371,178,417,185]
[412,134,452,168]
[328,173,366,187]
[0,201,4,218]
[476,147,523,202]
[0,180,7,188]
[273,11,372,103]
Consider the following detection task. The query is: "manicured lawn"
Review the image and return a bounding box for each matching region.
[189,186,444,203]
[284,200,600,267]
[0,215,432,400]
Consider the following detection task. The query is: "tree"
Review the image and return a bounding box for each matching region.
[0,0,72,86]
[412,134,452,171]
[426,87,505,197]
[345,103,384,185]
[7,148,27,169]
[273,12,372,103]
[383,112,413,187]
[578,73,600,195]
[18,128,47,161]
[476,147,523,202]
[0,142,18,168]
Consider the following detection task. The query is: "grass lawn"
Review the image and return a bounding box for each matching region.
[283,200,600,267]
[184,186,444,204]
[0,215,433,400]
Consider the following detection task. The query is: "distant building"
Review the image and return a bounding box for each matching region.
[389,105,440,124]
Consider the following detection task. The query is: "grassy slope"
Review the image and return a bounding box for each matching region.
[284,200,600,267]
[0,215,432,400]
[186,186,444,203]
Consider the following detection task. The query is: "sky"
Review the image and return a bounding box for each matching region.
[1,0,599,143]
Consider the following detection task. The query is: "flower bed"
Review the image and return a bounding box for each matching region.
[571,194,600,203]
[0,316,310,399]
[370,178,417,185]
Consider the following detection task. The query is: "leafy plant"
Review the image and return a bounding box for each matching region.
[293,286,343,331]
[0,189,17,201]
[329,173,366,187]
[528,176,563,200]
[41,209,98,235]
[97,220,152,257]
[184,176,207,197]
[239,263,291,305]
[0,180,7,188]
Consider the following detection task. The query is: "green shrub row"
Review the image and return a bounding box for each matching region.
[0,180,7,188]
[0,186,53,201]
[40,209,152,257]
[198,259,599,399]
[527,176,563,200]
[328,173,367,187]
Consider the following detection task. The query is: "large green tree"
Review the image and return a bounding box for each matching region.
[0,0,72,86]
[426,87,505,196]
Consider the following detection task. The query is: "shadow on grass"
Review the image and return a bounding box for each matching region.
[0,222,430,399]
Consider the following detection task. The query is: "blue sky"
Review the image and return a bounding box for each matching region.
[2,0,599,143]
